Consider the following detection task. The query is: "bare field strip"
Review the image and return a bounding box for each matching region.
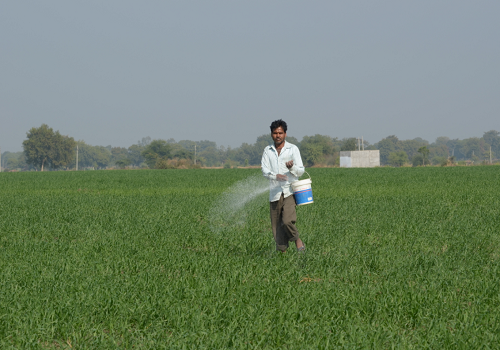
[1,167,499,349]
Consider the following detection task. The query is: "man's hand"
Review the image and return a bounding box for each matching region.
[276,174,288,182]
[286,160,294,169]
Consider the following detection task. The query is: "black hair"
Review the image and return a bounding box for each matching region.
[270,119,287,133]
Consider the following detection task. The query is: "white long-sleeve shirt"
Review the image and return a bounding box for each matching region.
[261,141,305,202]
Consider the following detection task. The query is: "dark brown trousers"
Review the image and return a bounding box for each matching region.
[270,193,300,251]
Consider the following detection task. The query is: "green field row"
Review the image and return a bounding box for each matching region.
[1,167,499,349]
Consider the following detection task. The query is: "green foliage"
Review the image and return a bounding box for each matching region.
[141,140,172,168]
[76,142,111,169]
[1,151,27,171]
[1,168,500,347]
[301,142,323,167]
[388,151,408,167]
[300,134,336,166]
[115,158,132,169]
[22,124,76,171]
[418,146,430,166]
[127,144,145,166]
[246,134,274,165]
[340,137,357,151]
[172,147,194,161]
[412,154,430,167]
[376,135,401,165]
[376,137,430,165]
[401,138,429,160]
[111,147,129,165]
[196,140,220,167]
[4,156,19,169]
[138,136,151,147]
[14,127,500,173]
[483,130,500,157]
[452,137,490,161]
[432,156,448,166]
[285,135,300,148]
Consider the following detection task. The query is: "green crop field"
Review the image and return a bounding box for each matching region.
[1,167,500,349]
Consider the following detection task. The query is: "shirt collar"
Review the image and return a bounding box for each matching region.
[269,140,291,152]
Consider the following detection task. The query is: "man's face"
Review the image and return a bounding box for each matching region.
[271,126,286,147]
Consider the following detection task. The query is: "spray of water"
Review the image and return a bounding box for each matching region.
[208,175,269,233]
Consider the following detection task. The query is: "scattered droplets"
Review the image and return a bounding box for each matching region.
[209,175,268,233]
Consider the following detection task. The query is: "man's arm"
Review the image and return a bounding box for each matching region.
[261,148,277,181]
[287,146,305,177]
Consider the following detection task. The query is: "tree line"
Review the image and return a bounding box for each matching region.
[1,124,499,171]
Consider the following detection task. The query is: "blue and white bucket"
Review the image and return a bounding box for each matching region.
[291,173,313,206]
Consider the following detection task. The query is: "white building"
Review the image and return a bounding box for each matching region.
[340,150,380,168]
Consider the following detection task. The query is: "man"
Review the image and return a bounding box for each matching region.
[261,119,306,252]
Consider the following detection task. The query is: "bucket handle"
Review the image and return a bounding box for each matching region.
[300,170,311,180]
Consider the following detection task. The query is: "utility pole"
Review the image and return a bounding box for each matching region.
[362,136,364,151]
[0,146,2,173]
[76,145,78,171]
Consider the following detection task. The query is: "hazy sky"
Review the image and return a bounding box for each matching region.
[2,1,499,152]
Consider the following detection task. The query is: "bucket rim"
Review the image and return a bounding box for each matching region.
[292,178,312,187]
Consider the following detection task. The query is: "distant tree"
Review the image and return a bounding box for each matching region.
[286,136,300,148]
[115,158,132,169]
[444,138,461,159]
[128,144,145,166]
[412,137,429,145]
[340,138,357,151]
[412,154,430,167]
[388,151,408,167]
[138,136,151,147]
[428,144,449,160]
[177,140,197,152]
[301,143,324,167]
[93,146,112,168]
[435,136,450,146]
[23,124,75,171]
[141,140,172,168]
[197,140,219,166]
[172,148,194,160]
[1,151,26,171]
[483,130,500,158]
[417,146,430,166]
[76,142,111,169]
[254,134,275,161]
[229,134,275,166]
[401,138,428,160]
[375,135,402,165]
[431,156,448,166]
[300,135,336,166]
[458,137,489,160]
[170,141,195,162]
[233,142,256,165]
[7,158,20,170]
[111,147,129,165]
